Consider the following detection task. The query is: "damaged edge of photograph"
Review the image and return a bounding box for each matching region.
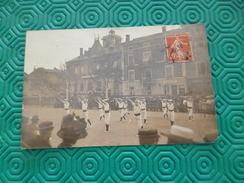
[21,24,218,149]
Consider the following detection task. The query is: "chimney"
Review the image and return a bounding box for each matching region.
[80,48,83,56]
[126,35,130,42]
[162,27,166,32]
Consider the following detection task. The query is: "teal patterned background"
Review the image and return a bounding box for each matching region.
[0,0,243,182]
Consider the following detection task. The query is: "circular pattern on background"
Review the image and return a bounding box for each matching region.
[4,112,22,144]
[221,107,244,144]
[2,149,34,182]
[111,4,142,27]
[211,2,242,32]
[110,147,146,182]
[11,38,26,68]
[187,148,222,182]
[148,147,185,182]
[13,7,43,32]
[226,146,244,181]
[218,69,244,104]
[44,4,75,29]
[9,74,23,102]
[215,35,243,67]
[36,151,70,182]
[76,4,108,28]
[144,2,174,25]
[178,2,207,24]
[73,149,109,182]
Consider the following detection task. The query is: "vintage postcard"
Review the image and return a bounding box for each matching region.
[22,24,218,149]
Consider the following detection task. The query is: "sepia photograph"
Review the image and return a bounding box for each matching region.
[22,24,218,149]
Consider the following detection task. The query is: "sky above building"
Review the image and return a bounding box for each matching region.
[24,25,181,74]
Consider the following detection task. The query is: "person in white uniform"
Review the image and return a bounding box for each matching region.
[128,98,143,130]
[184,97,194,121]
[78,97,92,127]
[95,98,105,122]
[139,98,147,124]
[160,98,168,118]
[123,99,131,123]
[167,99,175,126]
[98,98,111,132]
[59,98,70,115]
[114,98,126,121]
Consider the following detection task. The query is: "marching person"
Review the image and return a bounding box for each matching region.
[58,97,70,115]
[139,98,147,124]
[128,98,143,130]
[114,98,126,122]
[123,99,131,123]
[160,98,168,118]
[95,98,105,122]
[78,97,92,127]
[183,97,194,121]
[167,99,175,126]
[98,98,111,132]
[123,99,130,116]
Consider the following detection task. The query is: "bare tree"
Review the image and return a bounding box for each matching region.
[90,56,122,98]
[59,62,73,99]
[29,68,65,105]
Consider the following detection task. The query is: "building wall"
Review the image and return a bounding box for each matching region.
[66,25,213,98]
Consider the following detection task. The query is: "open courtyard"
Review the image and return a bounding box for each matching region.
[22,105,218,148]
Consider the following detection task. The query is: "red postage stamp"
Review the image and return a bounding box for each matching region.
[165,33,193,63]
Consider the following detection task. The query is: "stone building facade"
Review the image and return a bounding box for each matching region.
[66,24,213,98]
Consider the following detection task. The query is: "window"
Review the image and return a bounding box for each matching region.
[80,67,84,75]
[165,66,173,79]
[143,42,150,47]
[197,62,206,75]
[172,85,177,95]
[144,69,152,81]
[128,70,135,82]
[74,67,78,75]
[174,63,183,77]
[143,51,151,62]
[128,55,134,65]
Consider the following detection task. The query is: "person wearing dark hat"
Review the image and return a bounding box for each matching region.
[57,114,88,148]
[21,115,40,148]
[34,121,54,148]
[138,128,160,145]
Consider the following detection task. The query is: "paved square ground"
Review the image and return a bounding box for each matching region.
[22,105,218,148]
